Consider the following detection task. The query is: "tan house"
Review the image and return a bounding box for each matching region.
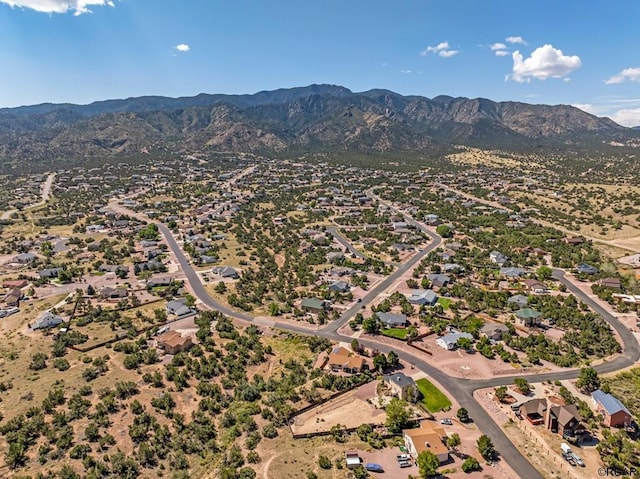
[403,420,449,464]
[157,331,193,355]
[327,347,366,374]
[4,289,22,307]
[383,373,418,402]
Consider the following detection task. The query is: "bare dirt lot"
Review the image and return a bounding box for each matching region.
[291,381,385,436]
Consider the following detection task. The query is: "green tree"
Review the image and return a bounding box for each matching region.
[436,224,453,238]
[576,367,600,393]
[352,465,368,479]
[513,378,531,395]
[477,435,495,461]
[417,450,440,478]
[446,433,461,449]
[461,456,481,472]
[385,398,411,433]
[184,294,196,308]
[456,337,473,351]
[362,317,380,334]
[318,455,332,469]
[387,350,400,368]
[373,353,388,372]
[494,386,508,402]
[5,442,27,469]
[536,265,553,281]
[456,407,469,423]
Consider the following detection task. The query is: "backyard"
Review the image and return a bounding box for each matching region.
[416,378,452,412]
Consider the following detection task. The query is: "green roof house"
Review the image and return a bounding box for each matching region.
[515,307,542,327]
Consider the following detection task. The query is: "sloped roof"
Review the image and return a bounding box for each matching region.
[592,390,631,416]
[515,308,541,319]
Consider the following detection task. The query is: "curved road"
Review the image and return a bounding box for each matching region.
[149,191,639,479]
[1,172,55,220]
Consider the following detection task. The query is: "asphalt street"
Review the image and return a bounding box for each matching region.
[153,196,640,479]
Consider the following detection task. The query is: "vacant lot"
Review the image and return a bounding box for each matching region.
[416,378,452,413]
[291,381,385,436]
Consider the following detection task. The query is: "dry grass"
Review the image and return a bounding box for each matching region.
[258,432,371,479]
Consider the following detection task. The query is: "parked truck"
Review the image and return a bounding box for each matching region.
[560,443,572,455]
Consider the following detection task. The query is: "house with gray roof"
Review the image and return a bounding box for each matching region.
[407,289,438,306]
[436,332,474,350]
[301,298,330,314]
[384,373,418,402]
[428,273,451,289]
[328,280,350,293]
[507,294,529,308]
[38,268,62,279]
[576,263,599,275]
[376,312,408,328]
[489,251,508,265]
[166,299,195,318]
[500,267,527,279]
[31,311,64,330]
[213,266,239,279]
[147,277,173,288]
[13,253,37,264]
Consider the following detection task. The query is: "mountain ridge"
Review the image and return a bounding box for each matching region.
[0,84,637,168]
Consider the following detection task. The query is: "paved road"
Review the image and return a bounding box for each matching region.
[1,172,55,220]
[325,226,367,260]
[436,182,640,254]
[120,181,640,479]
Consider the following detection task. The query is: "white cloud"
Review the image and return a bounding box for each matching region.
[0,0,113,15]
[174,44,190,53]
[572,103,597,114]
[610,108,640,127]
[420,41,458,58]
[494,50,510,57]
[400,69,412,74]
[509,44,581,82]
[439,49,458,58]
[490,43,507,51]
[605,67,640,85]
[506,36,527,45]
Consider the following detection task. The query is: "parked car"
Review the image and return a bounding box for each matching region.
[0,310,7,318]
[571,453,584,467]
[398,460,412,468]
[515,411,523,420]
[156,326,170,335]
[396,454,410,462]
[365,463,384,473]
[440,418,453,425]
[4,307,19,316]
[562,453,576,466]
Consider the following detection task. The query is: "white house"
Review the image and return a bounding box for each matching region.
[436,332,474,350]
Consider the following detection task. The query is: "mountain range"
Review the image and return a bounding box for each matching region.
[0,84,638,168]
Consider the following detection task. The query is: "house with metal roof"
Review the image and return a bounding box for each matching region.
[515,307,542,327]
[592,390,633,427]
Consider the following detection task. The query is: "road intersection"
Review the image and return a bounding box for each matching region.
[118,176,639,479]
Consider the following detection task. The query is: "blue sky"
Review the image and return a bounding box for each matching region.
[1,0,640,125]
